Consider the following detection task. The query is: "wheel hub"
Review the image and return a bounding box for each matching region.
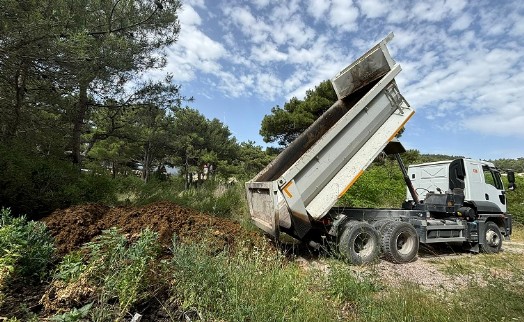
[396,232,415,255]
[486,230,500,247]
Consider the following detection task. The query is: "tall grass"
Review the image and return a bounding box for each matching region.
[119,176,252,227]
[168,240,340,321]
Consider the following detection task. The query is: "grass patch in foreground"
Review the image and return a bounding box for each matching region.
[511,223,524,242]
[355,276,524,322]
[169,241,339,321]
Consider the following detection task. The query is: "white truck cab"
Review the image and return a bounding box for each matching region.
[408,159,507,214]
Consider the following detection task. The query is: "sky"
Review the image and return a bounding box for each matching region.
[155,0,524,160]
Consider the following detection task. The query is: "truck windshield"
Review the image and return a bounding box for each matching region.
[482,165,503,190]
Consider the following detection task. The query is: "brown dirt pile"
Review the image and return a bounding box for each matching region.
[42,201,264,256]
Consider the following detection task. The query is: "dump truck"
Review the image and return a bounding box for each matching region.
[245,33,515,264]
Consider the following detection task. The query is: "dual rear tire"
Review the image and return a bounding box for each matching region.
[338,220,419,265]
[338,221,380,265]
[380,221,419,263]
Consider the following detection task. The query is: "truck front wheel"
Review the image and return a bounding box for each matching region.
[481,222,502,253]
[381,221,419,263]
[339,221,380,265]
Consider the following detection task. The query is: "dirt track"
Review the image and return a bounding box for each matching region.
[43,201,263,256]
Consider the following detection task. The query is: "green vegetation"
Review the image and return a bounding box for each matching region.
[339,161,405,208]
[0,0,274,219]
[0,144,117,217]
[169,242,338,321]
[506,175,524,222]
[46,228,163,321]
[0,208,55,285]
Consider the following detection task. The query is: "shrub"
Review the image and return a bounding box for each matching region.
[0,144,117,218]
[0,208,55,284]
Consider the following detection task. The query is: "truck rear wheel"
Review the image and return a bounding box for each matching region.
[373,219,394,235]
[480,222,502,253]
[381,221,419,263]
[339,221,379,265]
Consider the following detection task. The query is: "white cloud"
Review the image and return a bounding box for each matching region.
[184,0,206,9]
[465,114,524,136]
[164,5,226,82]
[411,0,466,22]
[443,0,468,15]
[358,0,389,18]
[256,73,283,99]
[449,13,472,31]
[251,43,288,63]
[510,14,524,36]
[251,0,271,9]
[386,5,408,24]
[307,0,331,20]
[328,0,360,32]
[224,6,270,44]
[271,17,315,47]
[178,5,201,26]
[269,0,301,22]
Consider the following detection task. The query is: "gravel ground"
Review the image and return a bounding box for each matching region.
[295,241,524,293]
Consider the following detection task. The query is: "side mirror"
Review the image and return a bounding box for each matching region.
[507,170,516,191]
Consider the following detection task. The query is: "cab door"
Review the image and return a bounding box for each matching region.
[481,165,506,213]
[463,161,506,213]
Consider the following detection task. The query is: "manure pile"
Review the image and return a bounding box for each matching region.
[43,201,263,255]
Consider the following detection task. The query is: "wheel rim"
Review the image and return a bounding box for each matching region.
[396,231,416,256]
[486,229,500,247]
[354,232,374,257]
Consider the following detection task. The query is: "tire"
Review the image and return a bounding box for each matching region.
[373,219,394,235]
[339,221,380,265]
[480,222,502,253]
[381,221,419,263]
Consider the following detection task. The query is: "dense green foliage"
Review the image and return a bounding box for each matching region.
[340,161,406,208]
[506,176,524,222]
[0,208,54,284]
[0,143,118,217]
[492,158,524,172]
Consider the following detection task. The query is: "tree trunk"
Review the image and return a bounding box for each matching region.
[142,140,152,182]
[72,82,89,164]
[6,61,28,140]
[112,161,116,179]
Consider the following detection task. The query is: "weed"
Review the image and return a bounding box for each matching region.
[168,239,338,321]
[328,262,379,302]
[440,257,476,275]
[54,251,86,283]
[0,208,55,284]
[47,228,162,321]
[50,302,93,322]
